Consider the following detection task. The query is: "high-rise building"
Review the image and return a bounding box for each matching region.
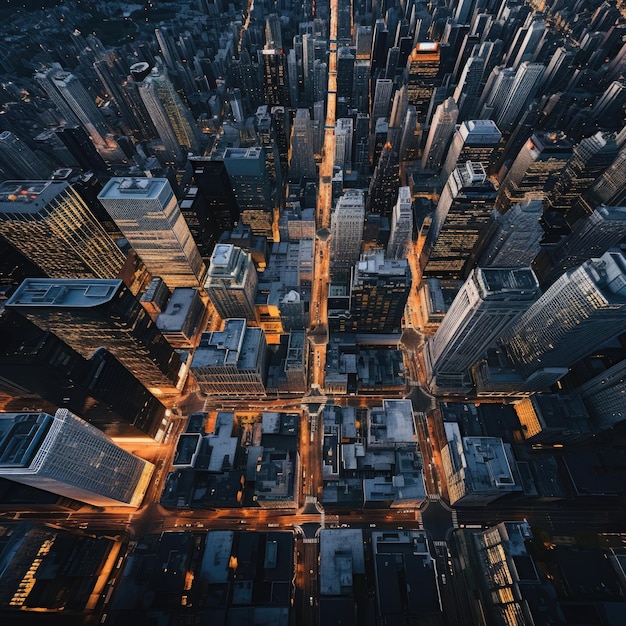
[545,132,619,227]
[54,125,109,172]
[576,357,626,429]
[35,67,110,149]
[367,141,400,218]
[0,409,153,507]
[536,205,626,287]
[348,250,411,333]
[453,56,485,121]
[406,42,441,123]
[6,278,183,395]
[134,62,201,163]
[479,200,543,268]
[191,319,268,396]
[260,48,291,108]
[422,161,497,279]
[578,144,626,214]
[330,189,365,275]
[425,267,540,390]
[0,180,125,280]
[221,146,273,239]
[352,60,370,114]
[0,131,52,180]
[204,244,258,322]
[0,309,169,441]
[334,118,353,171]
[370,78,394,126]
[387,187,413,260]
[494,62,545,133]
[289,109,317,180]
[441,119,502,182]
[503,251,626,380]
[495,132,572,213]
[421,97,459,170]
[510,19,545,69]
[188,157,240,259]
[98,177,206,288]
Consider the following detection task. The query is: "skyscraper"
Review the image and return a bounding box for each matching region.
[494,62,545,133]
[387,187,413,260]
[348,250,411,333]
[134,61,201,163]
[503,251,626,380]
[0,409,153,507]
[0,131,52,180]
[406,42,441,123]
[479,200,543,268]
[222,146,274,239]
[421,97,459,170]
[289,109,317,180]
[495,132,572,213]
[441,119,502,182]
[98,177,206,288]
[367,141,400,218]
[0,180,125,280]
[261,48,291,108]
[6,278,183,395]
[330,189,366,276]
[425,267,540,390]
[0,309,169,441]
[204,244,259,322]
[422,161,497,279]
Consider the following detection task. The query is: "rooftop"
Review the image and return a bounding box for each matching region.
[7,278,122,308]
[0,180,69,214]
[98,177,169,199]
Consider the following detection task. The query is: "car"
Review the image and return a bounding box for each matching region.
[309,596,314,606]
[369,523,377,528]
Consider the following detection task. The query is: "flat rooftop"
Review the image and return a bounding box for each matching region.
[7,278,122,308]
[0,412,53,468]
[0,180,68,215]
[98,177,168,199]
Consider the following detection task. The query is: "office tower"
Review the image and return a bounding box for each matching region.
[495,132,572,213]
[537,205,626,287]
[288,109,317,180]
[441,119,502,182]
[204,244,258,322]
[353,113,370,179]
[421,97,458,170]
[191,319,268,396]
[0,310,169,441]
[477,65,516,121]
[576,358,626,429]
[347,250,411,333]
[423,161,497,280]
[355,24,372,59]
[370,18,389,75]
[539,46,574,92]
[330,189,365,275]
[503,251,626,381]
[287,49,299,108]
[6,278,182,394]
[578,144,626,215]
[188,157,239,258]
[371,78,394,126]
[510,19,545,69]
[0,409,153,507]
[221,147,273,239]
[265,13,283,49]
[494,62,545,133]
[387,187,413,260]
[261,48,291,108]
[54,125,109,172]
[545,132,619,227]
[454,0,477,23]
[134,62,201,163]
[389,84,408,130]
[271,106,290,174]
[399,105,420,162]
[0,180,124,280]
[255,105,282,185]
[35,67,110,149]
[371,118,390,168]
[367,141,400,218]
[480,200,543,267]
[0,131,52,180]
[352,60,370,114]
[426,267,539,390]
[406,42,441,123]
[590,80,625,122]
[334,118,353,170]
[98,177,206,288]
[336,46,355,113]
[453,56,485,121]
